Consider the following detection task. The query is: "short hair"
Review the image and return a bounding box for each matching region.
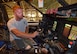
[12,5,22,12]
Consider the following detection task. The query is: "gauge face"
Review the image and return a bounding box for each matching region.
[68,44,71,48]
[52,21,57,31]
[63,24,71,37]
[68,25,77,40]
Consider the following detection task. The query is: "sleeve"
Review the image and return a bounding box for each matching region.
[7,21,16,31]
[24,18,28,27]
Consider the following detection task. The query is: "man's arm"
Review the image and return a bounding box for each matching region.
[25,26,36,43]
[11,28,38,38]
[25,26,29,33]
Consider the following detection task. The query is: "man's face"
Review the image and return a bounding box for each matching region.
[14,8,23,20]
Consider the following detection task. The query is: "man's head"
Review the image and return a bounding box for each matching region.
[12,5,23,20]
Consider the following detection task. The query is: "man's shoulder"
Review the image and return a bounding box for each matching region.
[22,18,26,20]
[7,18,15,23]
[22,18,27,22]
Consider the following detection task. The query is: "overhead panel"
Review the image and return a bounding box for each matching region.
[65,0,77,5]
[57,0,69,7]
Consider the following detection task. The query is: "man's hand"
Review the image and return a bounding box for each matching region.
[25,45,31,50]
[41,48,48,54]
[33,31,39,38]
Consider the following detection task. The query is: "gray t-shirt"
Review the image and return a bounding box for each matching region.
[7,18,28,41]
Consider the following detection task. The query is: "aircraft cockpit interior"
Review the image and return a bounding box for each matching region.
[0,0,77,54]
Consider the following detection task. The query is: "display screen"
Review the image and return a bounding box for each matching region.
[68,25,77,40]
[63,24,71,37]
[52,21,57,31]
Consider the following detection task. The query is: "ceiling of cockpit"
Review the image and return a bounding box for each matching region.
[31,0,77,9]
[1,0,77,9]
[25,0,77,14]
[1,0,77,18]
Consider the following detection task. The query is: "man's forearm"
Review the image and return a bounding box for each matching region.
[16,32,35,38]
[11,29,35,38]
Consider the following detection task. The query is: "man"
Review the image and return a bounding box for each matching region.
[7,5,38,50]
[7,5,48,54]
